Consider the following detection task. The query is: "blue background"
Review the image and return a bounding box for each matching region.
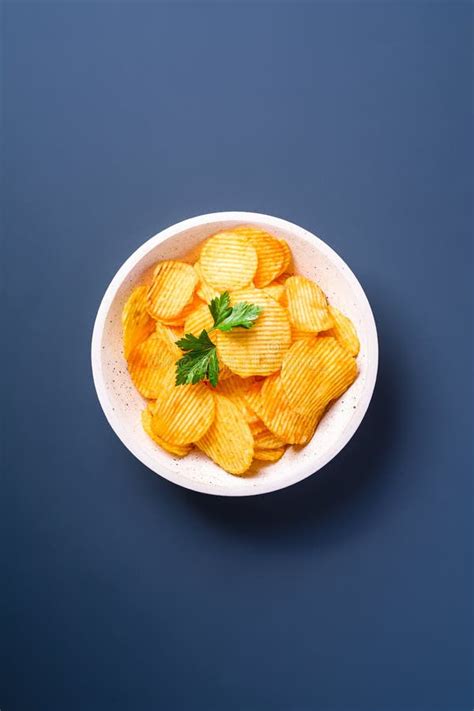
[2,3,472,710]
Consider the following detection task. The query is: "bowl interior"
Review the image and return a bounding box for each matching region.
[93,214,377,496]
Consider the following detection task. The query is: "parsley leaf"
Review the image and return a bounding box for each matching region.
[175,293,262,387]
[214,301,262,332]
[208,292,233,328]
[175,330,219,386]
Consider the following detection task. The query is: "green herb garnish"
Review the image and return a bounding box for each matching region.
[175,292,262,387]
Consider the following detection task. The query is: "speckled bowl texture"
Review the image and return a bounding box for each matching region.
[91,212,378,496]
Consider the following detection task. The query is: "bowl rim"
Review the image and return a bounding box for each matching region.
[91,211,378,497]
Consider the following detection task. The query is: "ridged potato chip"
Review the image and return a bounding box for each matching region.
[253,429,285,450]
[278,240,292,273]
[263,283,286,304]
[323,305,360,357]
[211,374,257,422]
[199,232,258,291]
[274,272,292,284]
[249,419,269,437]
[141,407,191,457]
[274,272,291,306]
[127,333,178,398]
[147,260,198,320]
[217,288,291,377]
[290,325,315,343]
[254,447,285,462]
[154,322,182,357]
[194,262,220,303]
[151,370,215,445]
[232,226,289,287]
[244,376,319,445]
[281,336,358,416]
[286,275,333,332]
[196,393,253,475]
[159,293,203,327]
[183,302,214,336]
[122,285,156,359]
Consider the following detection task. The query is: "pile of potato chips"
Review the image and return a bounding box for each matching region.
[122,226,359,476]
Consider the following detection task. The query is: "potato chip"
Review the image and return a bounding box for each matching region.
[122,285,156,359]
[194,262,220,303]
[159,293,203,327]
[249,419,268,437]
[154,322,182,357]
[253,429,285,450]
[211,374,257,422]
[141,407,191,457]
[274,272,292,284]
[199,232,258,291]
[263,283,286,304]
[232,225,288,287]
[244,376,319,445]
[290,325,315,343]
[253,447,285,462]
[278,239,292,273]
[274,272,292,306]
[286,275,333,332]
[217,288,291,377]
[281,336,358,416]
[169,325,184,341]
[147,260,198,320]
[323,305,360,357]
[127,334,178,398]
[151,369,215,445]
[196,393,253,475]
[183,302,214,336]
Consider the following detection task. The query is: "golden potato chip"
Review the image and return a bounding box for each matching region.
[194,262,220,303]
[250,417,286,448]
[154,322,182,357]
[147,260,198,320]
[274,272,292,306]
[199,232,258,291]
[151,369,215,445]
[249,419,268,436]
[281,336,358,416]
[122,285,156,359]
[290,325,315,343]
[278,239,292,273]
[211,374,257,421]
[231,225,289,287]
[159,293,203,327]
[253,429,285,450]
[274,272,292,284]
[244,376,319,445]
[323,305,360,357]
[253,447,285,462]
[183,302,213,336]
[262,283,286,304]
[196,393,253,475]
[286,275,333,332]
[217,288,291,377]
[169,325,184,341]
[127,334,178,398]
[141,407,191,457]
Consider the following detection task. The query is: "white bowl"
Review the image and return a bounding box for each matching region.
[91,212,378,496]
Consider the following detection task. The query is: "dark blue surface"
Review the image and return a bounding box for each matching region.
[1,3,472,710]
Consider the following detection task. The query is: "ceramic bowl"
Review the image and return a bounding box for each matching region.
[91,212,378,496]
